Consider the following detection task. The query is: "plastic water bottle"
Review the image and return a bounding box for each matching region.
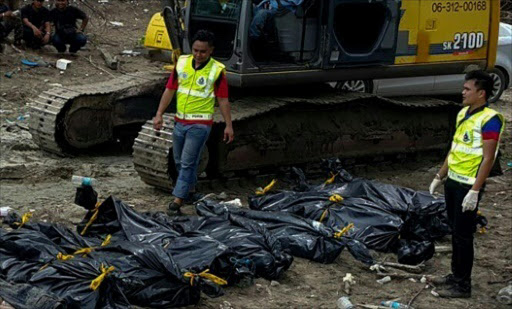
[336,296,355,309]
[71,175,97,187]
[381,301,413,309]
[498,284,512,305]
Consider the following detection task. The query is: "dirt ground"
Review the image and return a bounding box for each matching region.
[1,1,511,308]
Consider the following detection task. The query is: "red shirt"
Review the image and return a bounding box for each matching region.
[166,61,228,125]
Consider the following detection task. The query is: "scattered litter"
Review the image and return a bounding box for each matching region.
[98,0,109,3]
[49,83,63,87]
[109,21,124,27]
[220,301,233,309]
[121,50,141,56]
[0,207,12,217]
[381,300,413,308]
[21,59,38,67]
[370,264,386,272]
[56,59,72,70]
[343,273,355,294]
[270,280,280,287]
[16,114,30,121]
[420,276,427,283]
[430,290,439,297]
[218,192,228,199]
[336,296,355,309]
[222,198,242,207]
[376,276,392,285]
[43,79,49,82]
[143,8,149,12]
[507,162,512,167]
[408,278,417,283]
[255,283,264,293]
[498,284,512,304]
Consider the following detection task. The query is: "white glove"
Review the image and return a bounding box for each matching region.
[462,190,479,212]
[429,174,442,194]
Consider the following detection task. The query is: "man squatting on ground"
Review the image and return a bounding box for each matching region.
[0,0,22,49]
[153,30,234,215]
[429,70,505,298]
[50,0,88,53]
[20,0,50,49]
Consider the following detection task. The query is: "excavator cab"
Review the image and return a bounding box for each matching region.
[174,0,402,87]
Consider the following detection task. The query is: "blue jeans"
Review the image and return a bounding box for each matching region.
[172,122,211,199]
[52,31,87,53]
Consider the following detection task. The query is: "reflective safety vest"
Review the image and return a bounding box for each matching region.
[447,106,505,185]
[175,55,225,121]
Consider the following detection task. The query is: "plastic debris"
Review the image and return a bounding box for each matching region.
[109,21,124,27]
[498,284,512,305]
[0,207,12,217]
[376,276,392,284]
[21,59,38,67]
[56,59,72,70]
[336,296,355,309]
[222,198,242,207]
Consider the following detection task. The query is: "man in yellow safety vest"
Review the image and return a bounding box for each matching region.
[153,30,234,215]
[428,70,505,298]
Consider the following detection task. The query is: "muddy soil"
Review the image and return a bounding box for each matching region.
[1,1,511,308]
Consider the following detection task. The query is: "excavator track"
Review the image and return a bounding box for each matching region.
[133,114,175,190]
[133,90,459,191]
[29,72,168,156]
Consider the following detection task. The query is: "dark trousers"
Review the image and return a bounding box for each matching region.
[51,31,87,53]
[444,178,481,291]
[22,26,47,49]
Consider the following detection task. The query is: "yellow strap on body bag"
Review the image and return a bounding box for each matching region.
[334,223,354,239]
[184,269,228,286]
[90,264,115,291]
[14,212,33,229]
[255,179,277,195]
[319,194,344,223]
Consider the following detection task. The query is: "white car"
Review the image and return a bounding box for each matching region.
[336,22,512,103]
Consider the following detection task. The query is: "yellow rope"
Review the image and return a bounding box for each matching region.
[56,252,75,261]
[255,179,277,195]
[101,234,112,247]
[74,247,94,256]
[319,195,344,223]
[14,212,33,229]
[324,172,339,185]
[80,202,102,236]
[90,264,115,291]
[329,194,343,203]
[184,269,228,286]
[334,223,354,239]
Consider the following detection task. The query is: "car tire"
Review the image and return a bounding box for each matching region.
[335,80,373,93]
[487,68,506,103]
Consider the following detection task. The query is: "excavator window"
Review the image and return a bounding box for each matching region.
[190,0,241,21]
[189,0,242,59]
[333,2,386,54]
[249,0,320,64]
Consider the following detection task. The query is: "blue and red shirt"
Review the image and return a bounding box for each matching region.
[463,103,502,141]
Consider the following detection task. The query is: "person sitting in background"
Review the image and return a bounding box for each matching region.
[20,0,50,49]
[50,0,88,53]
[0,0,22,49]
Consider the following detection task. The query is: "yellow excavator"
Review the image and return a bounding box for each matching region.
[29,0,501,190]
